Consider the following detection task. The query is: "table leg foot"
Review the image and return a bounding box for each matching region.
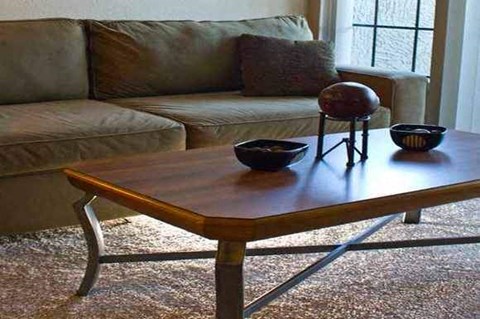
[215,241,246,319]
[403,209,422,224]
[74,193,105,296]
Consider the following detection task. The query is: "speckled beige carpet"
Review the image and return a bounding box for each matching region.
[1,200,479,319]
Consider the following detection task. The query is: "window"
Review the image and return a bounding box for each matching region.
[351,0,435,76]
[325,0,461,125]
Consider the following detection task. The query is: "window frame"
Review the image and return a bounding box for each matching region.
[351,0,435,74]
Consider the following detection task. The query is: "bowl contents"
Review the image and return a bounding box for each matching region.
[390,124,447,152]
[248,145,286,152]
[412,128,432,134]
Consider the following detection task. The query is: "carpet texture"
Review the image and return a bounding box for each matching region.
[1,200,479,319]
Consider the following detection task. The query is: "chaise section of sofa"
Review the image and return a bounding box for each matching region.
[0,100,185,177]
[0,99,186,233]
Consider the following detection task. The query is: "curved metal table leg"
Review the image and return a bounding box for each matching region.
[403,209,422,224]
[74,193,105,296]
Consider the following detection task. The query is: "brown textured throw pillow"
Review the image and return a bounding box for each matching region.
[239,34,340,96]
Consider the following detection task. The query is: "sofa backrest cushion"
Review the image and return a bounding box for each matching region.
[0,19,89,105]
[88,16,313,99]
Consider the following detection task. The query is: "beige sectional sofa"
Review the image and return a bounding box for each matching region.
[0,16,428,233]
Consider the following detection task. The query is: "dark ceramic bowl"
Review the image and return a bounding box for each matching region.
[390,124,447,152]
[234,139,309,171]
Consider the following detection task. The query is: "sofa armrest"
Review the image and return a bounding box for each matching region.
[336,65,428,124]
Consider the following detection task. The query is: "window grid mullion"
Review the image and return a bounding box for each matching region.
[411,0,423,72]
[352,24,434,32]
[371,0,380,67]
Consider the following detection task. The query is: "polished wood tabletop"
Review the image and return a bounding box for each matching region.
[65,129,480,241]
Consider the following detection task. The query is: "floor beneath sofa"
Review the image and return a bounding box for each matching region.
[1,200,479,319]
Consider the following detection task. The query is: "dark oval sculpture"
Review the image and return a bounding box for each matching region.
[319,82,380,118]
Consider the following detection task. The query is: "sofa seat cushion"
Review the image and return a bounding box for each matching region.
[0,100,186,177]
[108,91,391,148]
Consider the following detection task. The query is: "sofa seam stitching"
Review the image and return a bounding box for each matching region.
[127,106,388,128]
[188,115,320,127]
[0,125,185,148]
[188,111,387,129]
[117,103,321,127]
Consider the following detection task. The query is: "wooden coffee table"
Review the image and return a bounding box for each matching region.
[65,129,480,319]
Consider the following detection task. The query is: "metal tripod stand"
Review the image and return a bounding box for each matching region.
[316,112,371,167]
